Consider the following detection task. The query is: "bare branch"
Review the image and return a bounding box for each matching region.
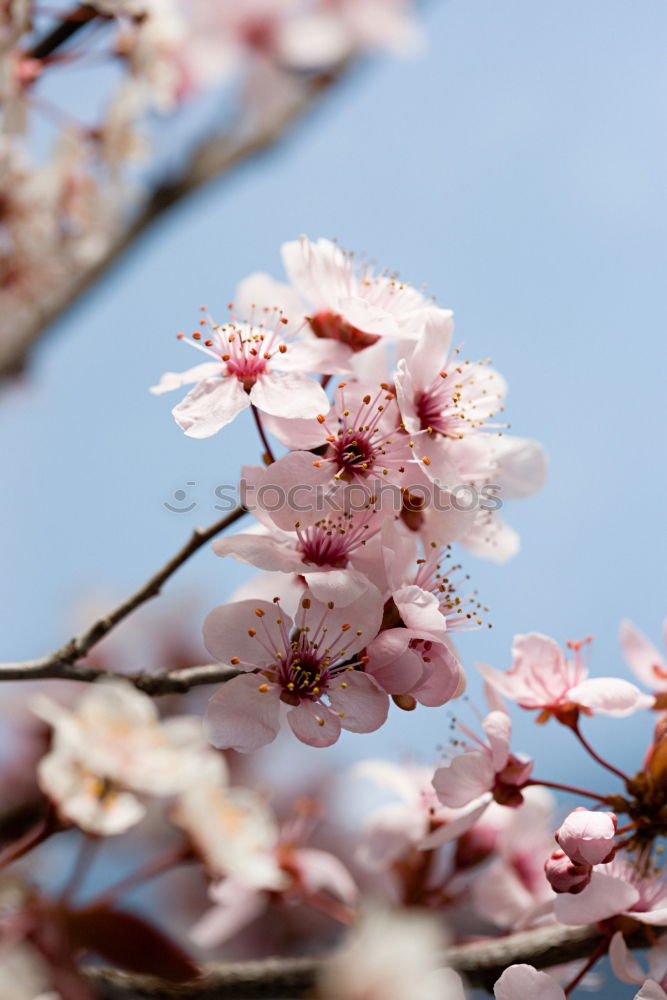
[0,61,352,378]
[83,924,615,998]
[0,506,246,686]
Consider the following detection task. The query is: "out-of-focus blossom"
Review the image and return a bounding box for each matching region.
[554,857,667,926]
[316,905,465,1000]
[495,963,666,1000]
[33,678,210,834]
[477,633,653,724]
[554,807,617,866]
[203,589,388,750]
[620,618,667,692]
[172,753,287,891]
[609,930,667,996]
[470,787,557,927]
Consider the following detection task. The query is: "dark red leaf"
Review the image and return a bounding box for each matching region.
[67,905,200,983]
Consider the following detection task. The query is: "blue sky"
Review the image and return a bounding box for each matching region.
[1,3,666,988]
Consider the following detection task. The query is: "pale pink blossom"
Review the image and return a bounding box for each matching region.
[203,589,388,750]
[151,301,337,438]
[422,710,532,849]
[610,930,667,996]
[317,906,465,1000]
[620,618,667,691]
[470,788,557,927]
[496,963,666,1000]
[33,678,210,835]
[555,807,617,866]
[351,759,451,870]
[171,754,287,891]
[554,857,667,926]
[477,633,654,723]
[282,235,451,359]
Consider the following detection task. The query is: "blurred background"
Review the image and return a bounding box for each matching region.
[1,1,665,994]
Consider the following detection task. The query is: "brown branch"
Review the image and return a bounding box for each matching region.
[27,4,101,61]
[0,61,353,379]
[0,506,246,686]
[82,924,613,998]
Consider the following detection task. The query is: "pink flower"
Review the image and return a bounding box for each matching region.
[151,301,338,438]
[544,849,592,894]
[470,788,558,927]
[610,930,667,997]
[494,965,568,1000]
[203,588,389,750]
[421,710,532,848]
[282,235,450,358]
[477,633,654,724]
[620,618,667,692]
[554,857,667,927]
[555,807,617,866]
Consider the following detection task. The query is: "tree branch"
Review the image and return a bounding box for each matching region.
[82,924,615,998]
[0,60,353,378]
[0,506,246,686]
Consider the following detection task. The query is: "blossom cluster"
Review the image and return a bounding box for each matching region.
[0,2,421,359]
[1,234,663,999]
[152,235,547,749]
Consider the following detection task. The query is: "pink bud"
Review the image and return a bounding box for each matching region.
[555,807,617,866]
[545,849,592,894]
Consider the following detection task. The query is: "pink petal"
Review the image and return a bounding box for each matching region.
[554,871,640,925]
[212,532,305,574]
[250,371,329,418]
[393,585,448,640]
[150,361,221,395]
[419,795,492,848]
[305,568,374,607]
[234,271,305,335]
[243,451,332,531]
[402,309,454,391]
[173,376,249,437]
[295,848,358,904]
[365,630,425,695]
[261,412,327,449]
[609,931,646,985]
[409,637,463,707]
[493,436,548,499]
[569,677,654,717]
[493,965,565,1000]
[327,671,389,734]
[461,512,520,564]
[482,711,511,771]
[203,599,290,669]
[635,982,667,1000]
[620,619,667,690]
[274,338,352,374]
[204,675,282,753]
[190,879,265,948]
[433,750,495,808]
[287,701,341,747]
[337,296,401,338]
[298,586,383,659]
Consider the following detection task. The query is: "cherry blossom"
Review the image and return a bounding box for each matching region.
[422,709,533,849]
[620,617,667,692]
[555,807,617,866]
[609,930,667,997]
[171,754,287,891]
[316,906,465,1000]
[554,857,667,926]
[495,963,667,1000]
[151,304,337,438]
[544,849,592,895]
[32,678,210,835]
[477,633,654,724]
[203,589,389,749]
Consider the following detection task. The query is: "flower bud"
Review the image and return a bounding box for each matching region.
[545,849,592,894]
[555,807,617,866]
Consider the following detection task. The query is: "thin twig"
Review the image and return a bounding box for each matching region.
[0,506,246,686]
[82,923,623,998]
[0,62,353,378]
